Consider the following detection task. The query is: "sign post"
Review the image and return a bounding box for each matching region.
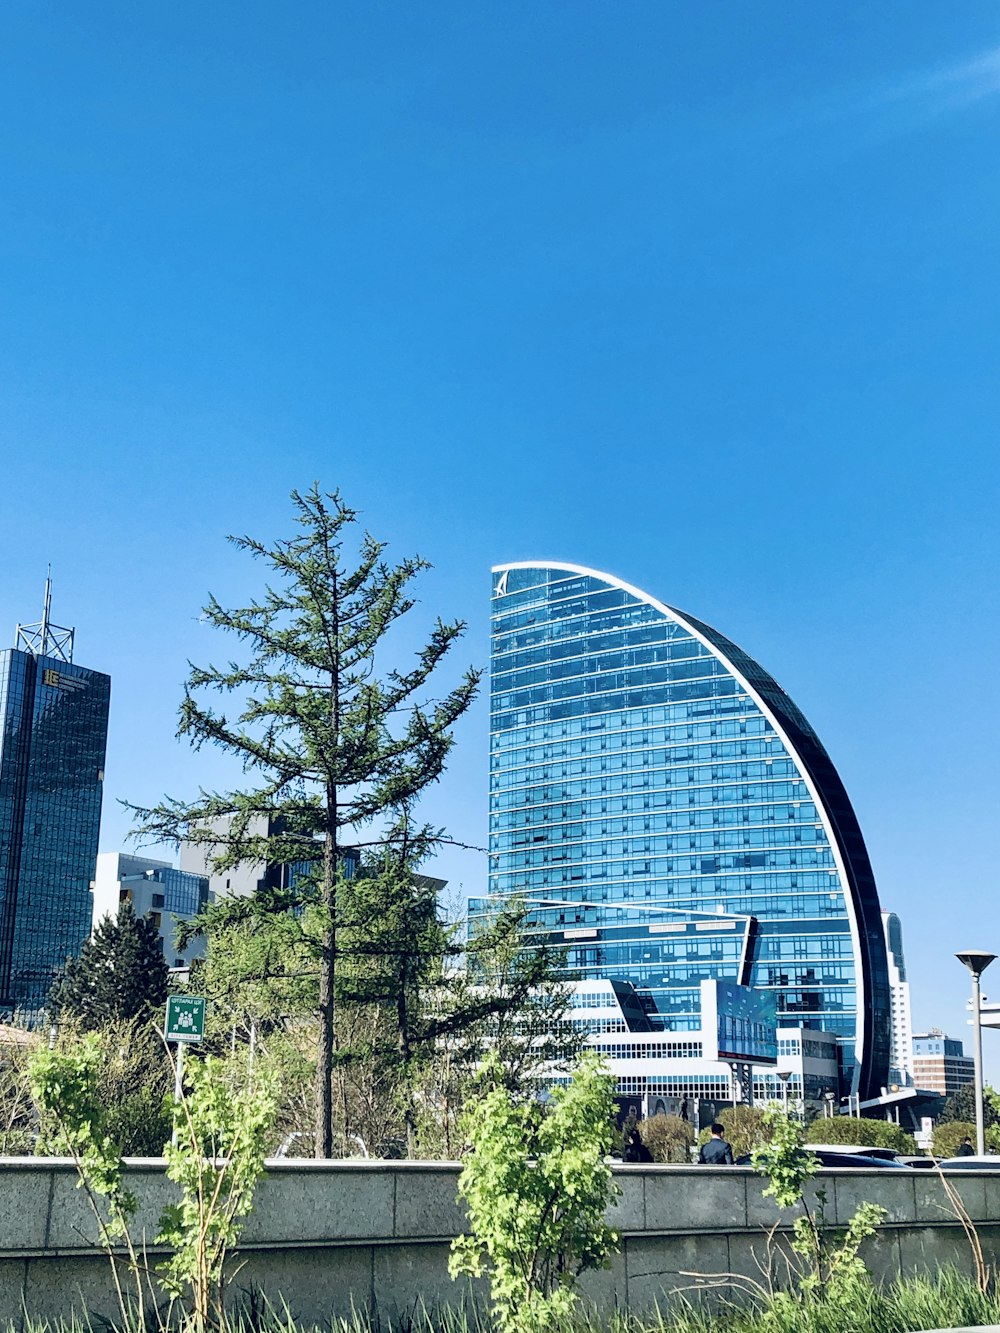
[164,995,206,1108]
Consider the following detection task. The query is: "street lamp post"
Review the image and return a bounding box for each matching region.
[776,1069,791,1118]
[956,950,996,1157]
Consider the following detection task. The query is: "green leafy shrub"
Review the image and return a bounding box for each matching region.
[450,1052,619,1333]
[157,1052,279,1331]
[752,1108,886,1310]
[932,1119,977,1158]
[804,1115,914,1153]
[28,1037,143,1327]
[45,1018,173,1156]
[696,1105,771,1159]
[641,1113,694,1163]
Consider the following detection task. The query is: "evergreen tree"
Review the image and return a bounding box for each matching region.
[127,486,480,1156]
[940,1081,1000,1128]
[184,816,577,1158]
[49,902,169,1028]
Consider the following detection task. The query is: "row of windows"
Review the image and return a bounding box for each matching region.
[490,789,816,821]
[595,1041,704,1060]
[492,704,768,746]
[482,882,846,917]
[493,640,725,680]
[613,1076,732,1096]
[493,746,799,783]
[491,735,785,787]
[492,631,707,676]
[567,990,621,1008]
[495,843,837,875]
[492,682,745,733]
[493,782,813,820]
[492,596,672,640]
[493,714,785,752]
[493,815,824,853]
[493,661,730,703]
[491,761,800,809]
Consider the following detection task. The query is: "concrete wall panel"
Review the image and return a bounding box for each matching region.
[0,1161,997,1326]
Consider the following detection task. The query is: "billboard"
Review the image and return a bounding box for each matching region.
[700,979,777,1065]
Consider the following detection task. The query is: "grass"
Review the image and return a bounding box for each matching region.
[9,1268,1000,1333]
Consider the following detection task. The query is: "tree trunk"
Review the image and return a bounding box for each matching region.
[314,786,338,1157]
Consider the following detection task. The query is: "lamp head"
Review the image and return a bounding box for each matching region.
[956,950,997,978]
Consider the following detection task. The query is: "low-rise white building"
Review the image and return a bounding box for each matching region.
[92,852,211,969]
[568,979,839,1124]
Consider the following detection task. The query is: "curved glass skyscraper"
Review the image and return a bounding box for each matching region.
[489,563,890,1100]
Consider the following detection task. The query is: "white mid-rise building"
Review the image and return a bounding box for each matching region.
[567,979,839,1124]
[92,852,211,969]
[882,911,914,1088]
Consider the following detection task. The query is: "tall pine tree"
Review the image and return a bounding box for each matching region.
[49,902,169,1029]
[127,486,480,1156]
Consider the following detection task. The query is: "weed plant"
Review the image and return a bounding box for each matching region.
[9,1266,1000,1333]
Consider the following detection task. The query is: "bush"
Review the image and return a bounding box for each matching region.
[450,1052,619,1333]
[804,1114,915,1153]
[696,1105,771,1159]
[932,1119,977,1158]
[641,1113,694,1163]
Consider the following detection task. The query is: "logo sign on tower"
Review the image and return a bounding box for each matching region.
[164,996,206,1044]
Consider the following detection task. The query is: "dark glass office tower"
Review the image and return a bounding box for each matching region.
[0,587,110,1015]
[489,563,890,1101]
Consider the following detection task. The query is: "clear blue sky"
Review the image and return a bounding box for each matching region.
[1,3,998,1077]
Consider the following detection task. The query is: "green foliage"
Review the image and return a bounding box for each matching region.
[44,1018,173,1157]
[0,1037,39,1154]
[641,1113,695,1163]
[28,1036,142,1326]
[804,1115,915,1153]
[932,1119,977,1158]
[752,1108,886,1310]
[450,1052,619,1333]
[940,1081,1000,1128]
[696,1105,771,1159]
[49,903,168,1030]
[30,1037,135,1220]
[127,486,481,1157]
[752,1109,818,1209]
[157,1053,280,1329]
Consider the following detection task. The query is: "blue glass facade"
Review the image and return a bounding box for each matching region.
[489,564,890,1100]
[0,649,110,1014]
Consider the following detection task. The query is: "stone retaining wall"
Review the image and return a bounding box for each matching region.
[0,1159,996,1327]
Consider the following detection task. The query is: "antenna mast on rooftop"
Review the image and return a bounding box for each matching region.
[14,569,75,662]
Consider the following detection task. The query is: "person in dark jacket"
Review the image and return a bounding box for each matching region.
[955,1137,976,1157]
[623,1127,654,1163]
[698,1122,735,1164]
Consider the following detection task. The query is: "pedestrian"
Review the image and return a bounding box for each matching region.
[698,1122,735,1165]
[955,1136,975,1157]
[623,1127,654,1163]
[679,1098,689,1122]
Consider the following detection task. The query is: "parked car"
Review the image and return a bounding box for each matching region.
[803,1143,899,1161]
[937,1155,1000,1169]
[735,1150,910,1169]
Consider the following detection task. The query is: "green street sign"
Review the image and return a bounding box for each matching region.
[164,995,206,1043]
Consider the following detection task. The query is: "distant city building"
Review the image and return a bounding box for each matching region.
[92,852,211,969]
[882,911,914,1087]
[180,813,336,900]
[567,979,839,1119]
[911,1029,973,1097]
[486,563,891,1102]
[0,581,110,1016]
